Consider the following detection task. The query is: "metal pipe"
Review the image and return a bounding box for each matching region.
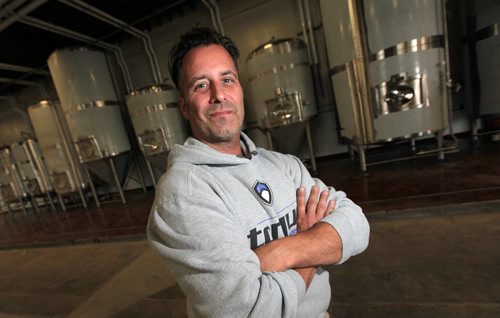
[109,158,126,204]
[296,0,312,63]
[209,0,225,35]
[0,77,40,86]
[347,0,375,143]
[0,62,50,75]
[305,121,317,172]
[0,0,49,32]
[112,48,133,92]
[58,0,162,84]
[37,82,48,98]
[201,0,221,34]
[145,159,156,188]
[26,140,52,194]
[84,165,100,208]
[0,0,29,20]
[441,0,458,149]
[303,0,318,64]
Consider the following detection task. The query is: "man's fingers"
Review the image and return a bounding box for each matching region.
[316,190,329,216]
[297,187,306,217]
[297,186,335,232]
[306,185,319,215]
[326,200,335,215]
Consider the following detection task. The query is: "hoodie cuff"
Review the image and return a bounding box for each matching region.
[320,208,355,264]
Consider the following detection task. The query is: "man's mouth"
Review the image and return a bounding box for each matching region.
[209,110,233,117]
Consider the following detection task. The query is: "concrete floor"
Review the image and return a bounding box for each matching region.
[0,137,499,317]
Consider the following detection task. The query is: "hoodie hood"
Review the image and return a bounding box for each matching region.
[167,132,258,168]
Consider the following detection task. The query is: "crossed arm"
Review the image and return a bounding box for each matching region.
[254,185,342,287]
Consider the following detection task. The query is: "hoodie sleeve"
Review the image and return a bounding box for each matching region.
[148,192,307,318]
[285,154,370,264]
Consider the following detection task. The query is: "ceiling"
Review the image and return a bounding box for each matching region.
[0,0,196,97]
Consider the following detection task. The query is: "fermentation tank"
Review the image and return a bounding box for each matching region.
[126,84,188,184]
[0,109,34,147]
[245,38,318,169]
[320,0,450,170]
[27,100,87,199]
[246,38,317,129]
[47,47,131,163]
[9,141,52,196]
[472,0,500,117]
[461,0,500,137]
[126,85,187,155]
[0,148,25,204]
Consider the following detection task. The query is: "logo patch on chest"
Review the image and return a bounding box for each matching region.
[253,180,273,205]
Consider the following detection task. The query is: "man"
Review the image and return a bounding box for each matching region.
[147,27,370,317]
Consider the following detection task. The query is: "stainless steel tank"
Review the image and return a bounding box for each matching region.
[47,47,131,163]
[27,100,87,195]
[320,0,450,170]
[0,148,25,202]
[0,109,34,148]
[465,0,500,117]
[9,140,52,196]
[245,38,318,129]
[126,84,188,157]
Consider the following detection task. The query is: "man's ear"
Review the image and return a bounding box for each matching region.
[179,96,189,120]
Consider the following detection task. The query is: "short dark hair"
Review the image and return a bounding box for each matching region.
[168,27,240,90]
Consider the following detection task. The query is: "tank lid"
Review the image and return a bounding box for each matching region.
[48,46,103,62]
[246,38,306,61]
[28,99,56,110]
[129,84,176,97]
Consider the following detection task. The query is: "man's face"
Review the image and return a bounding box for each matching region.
[178,44,244,147]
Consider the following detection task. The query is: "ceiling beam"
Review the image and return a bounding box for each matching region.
[0,62,49,75]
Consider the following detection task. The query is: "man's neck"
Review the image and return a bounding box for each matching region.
[203,139,242,155]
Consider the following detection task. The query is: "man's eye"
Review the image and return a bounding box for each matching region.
[223,78,234,84]
[195,83,208,90]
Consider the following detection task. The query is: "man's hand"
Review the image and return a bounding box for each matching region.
[255,185,336,288]
[297,185,335,232]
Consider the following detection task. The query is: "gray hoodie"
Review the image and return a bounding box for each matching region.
[147,132,370,317]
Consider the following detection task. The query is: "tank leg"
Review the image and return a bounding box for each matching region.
[357,144,367,173]
[146,159,157,189]
[305,121,317,173]
[78,188,88,208]
[135,159,147,193]
[109,158,126,204]
[19,198,27,214]
[410,138,416,154]
[471,118,479,144]
[46,193,56,211]
[348,144,355,161]
[57,193,66,211]
[31,197,40,214]
[437,131,445,161]
[84,165,100,208]
[266,131,274,150]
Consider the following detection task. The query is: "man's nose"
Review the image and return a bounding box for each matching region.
[209,82,225,104]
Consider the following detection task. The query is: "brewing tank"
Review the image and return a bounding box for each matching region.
[245,38,317,129]
[0,109,34,147]
[27,100,86,195]
[6,140,52,197]
[320,0,449,144]
[466,0,500,117]
[47,47,131,163]
[0,149,25,201]
[126,85,188,157]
